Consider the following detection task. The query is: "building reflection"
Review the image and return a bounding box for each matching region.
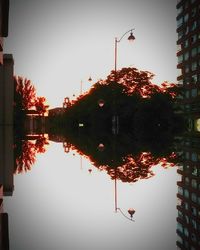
[176,136,200,250]
[0,1,13,248]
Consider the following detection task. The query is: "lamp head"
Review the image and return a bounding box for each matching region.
[128,31,135,41]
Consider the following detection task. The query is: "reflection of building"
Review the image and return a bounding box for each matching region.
[0,185,9,250]
[176,0,200,133]
[25,110,46,135]
[176,138,200,250]
[0,0,9,64]
[0,125,14,196]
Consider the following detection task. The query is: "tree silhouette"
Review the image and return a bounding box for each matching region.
[54,67,184,134]
[14,76,36,110]
[35,96,49,115]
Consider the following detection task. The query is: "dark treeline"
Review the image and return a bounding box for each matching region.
[47,67,185,139]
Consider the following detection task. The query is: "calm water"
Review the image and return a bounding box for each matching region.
[4,140,179,250]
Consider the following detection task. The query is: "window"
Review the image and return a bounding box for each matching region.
[191,47,197,57]
[185,64,190,73]
[185,26,189,35]
[191,21,197,31]
[177,44,182,52]
[191,34,197,44]
[178,30,183,39]
[191,74,197,83]
[185,215,189,223]
[184,189,189,198]
[184,51,189,60]
[177,6,183,15]
[184,39,189,48]
[177,17,184,28]
[178,79,183,85]
[185,151,190,159]
[178,210,183,219]
[191,233,197,242]
[184,202,189,210]
[192,166,198,176]
[195,118,200,132]
[191,88,197,97]
[184,13,189,22]
[191,193,197,202]
[178,54,183,63]
[191,206,197,216]
[191,219,197,229]
[191,152,198,161]
[177,222,183,233]
[178,186,183,195]
[177,235,183,245]
[184,77,190,85]
[185,177,190,185]
[191,7,197,17]
[184,227,189,237]
[191,179,197,188]
[191,61,197,71]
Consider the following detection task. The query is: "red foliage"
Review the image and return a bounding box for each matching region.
[35,97,49,115]
[106,67,179,98]
[14,76,36,109]
[15,136,49,174]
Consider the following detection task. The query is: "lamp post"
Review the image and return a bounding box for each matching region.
[114,29,135,74]
[113,29,135,135]
[80,76,93,95]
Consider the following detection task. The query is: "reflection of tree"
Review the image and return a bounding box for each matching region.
[14,136,49,174]
[98,152,177,183]
[57,130,179,183]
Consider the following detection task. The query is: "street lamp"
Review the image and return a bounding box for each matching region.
[114,29,135,72]
[80,76,93,95]
[113,29,135,135]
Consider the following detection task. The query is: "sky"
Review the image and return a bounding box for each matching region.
[5,0,178,108]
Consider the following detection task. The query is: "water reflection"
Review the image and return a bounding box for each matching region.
[176,136,200,250]
[14,134,49,174]
[1,127,200,249]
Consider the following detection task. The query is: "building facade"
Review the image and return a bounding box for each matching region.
[177,0,200,133]
[0,0,9,64]
[176,0,200,249]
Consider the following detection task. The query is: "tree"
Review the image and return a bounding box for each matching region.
[14,76,36,110]
[35,96,49,115]
[58,67,183,134]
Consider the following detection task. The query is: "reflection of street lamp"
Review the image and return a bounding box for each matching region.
[114,169,135,221]
[98,99,105,108]
[116,207,135,221]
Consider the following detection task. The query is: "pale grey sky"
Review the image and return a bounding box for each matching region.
[5,0,178,108]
